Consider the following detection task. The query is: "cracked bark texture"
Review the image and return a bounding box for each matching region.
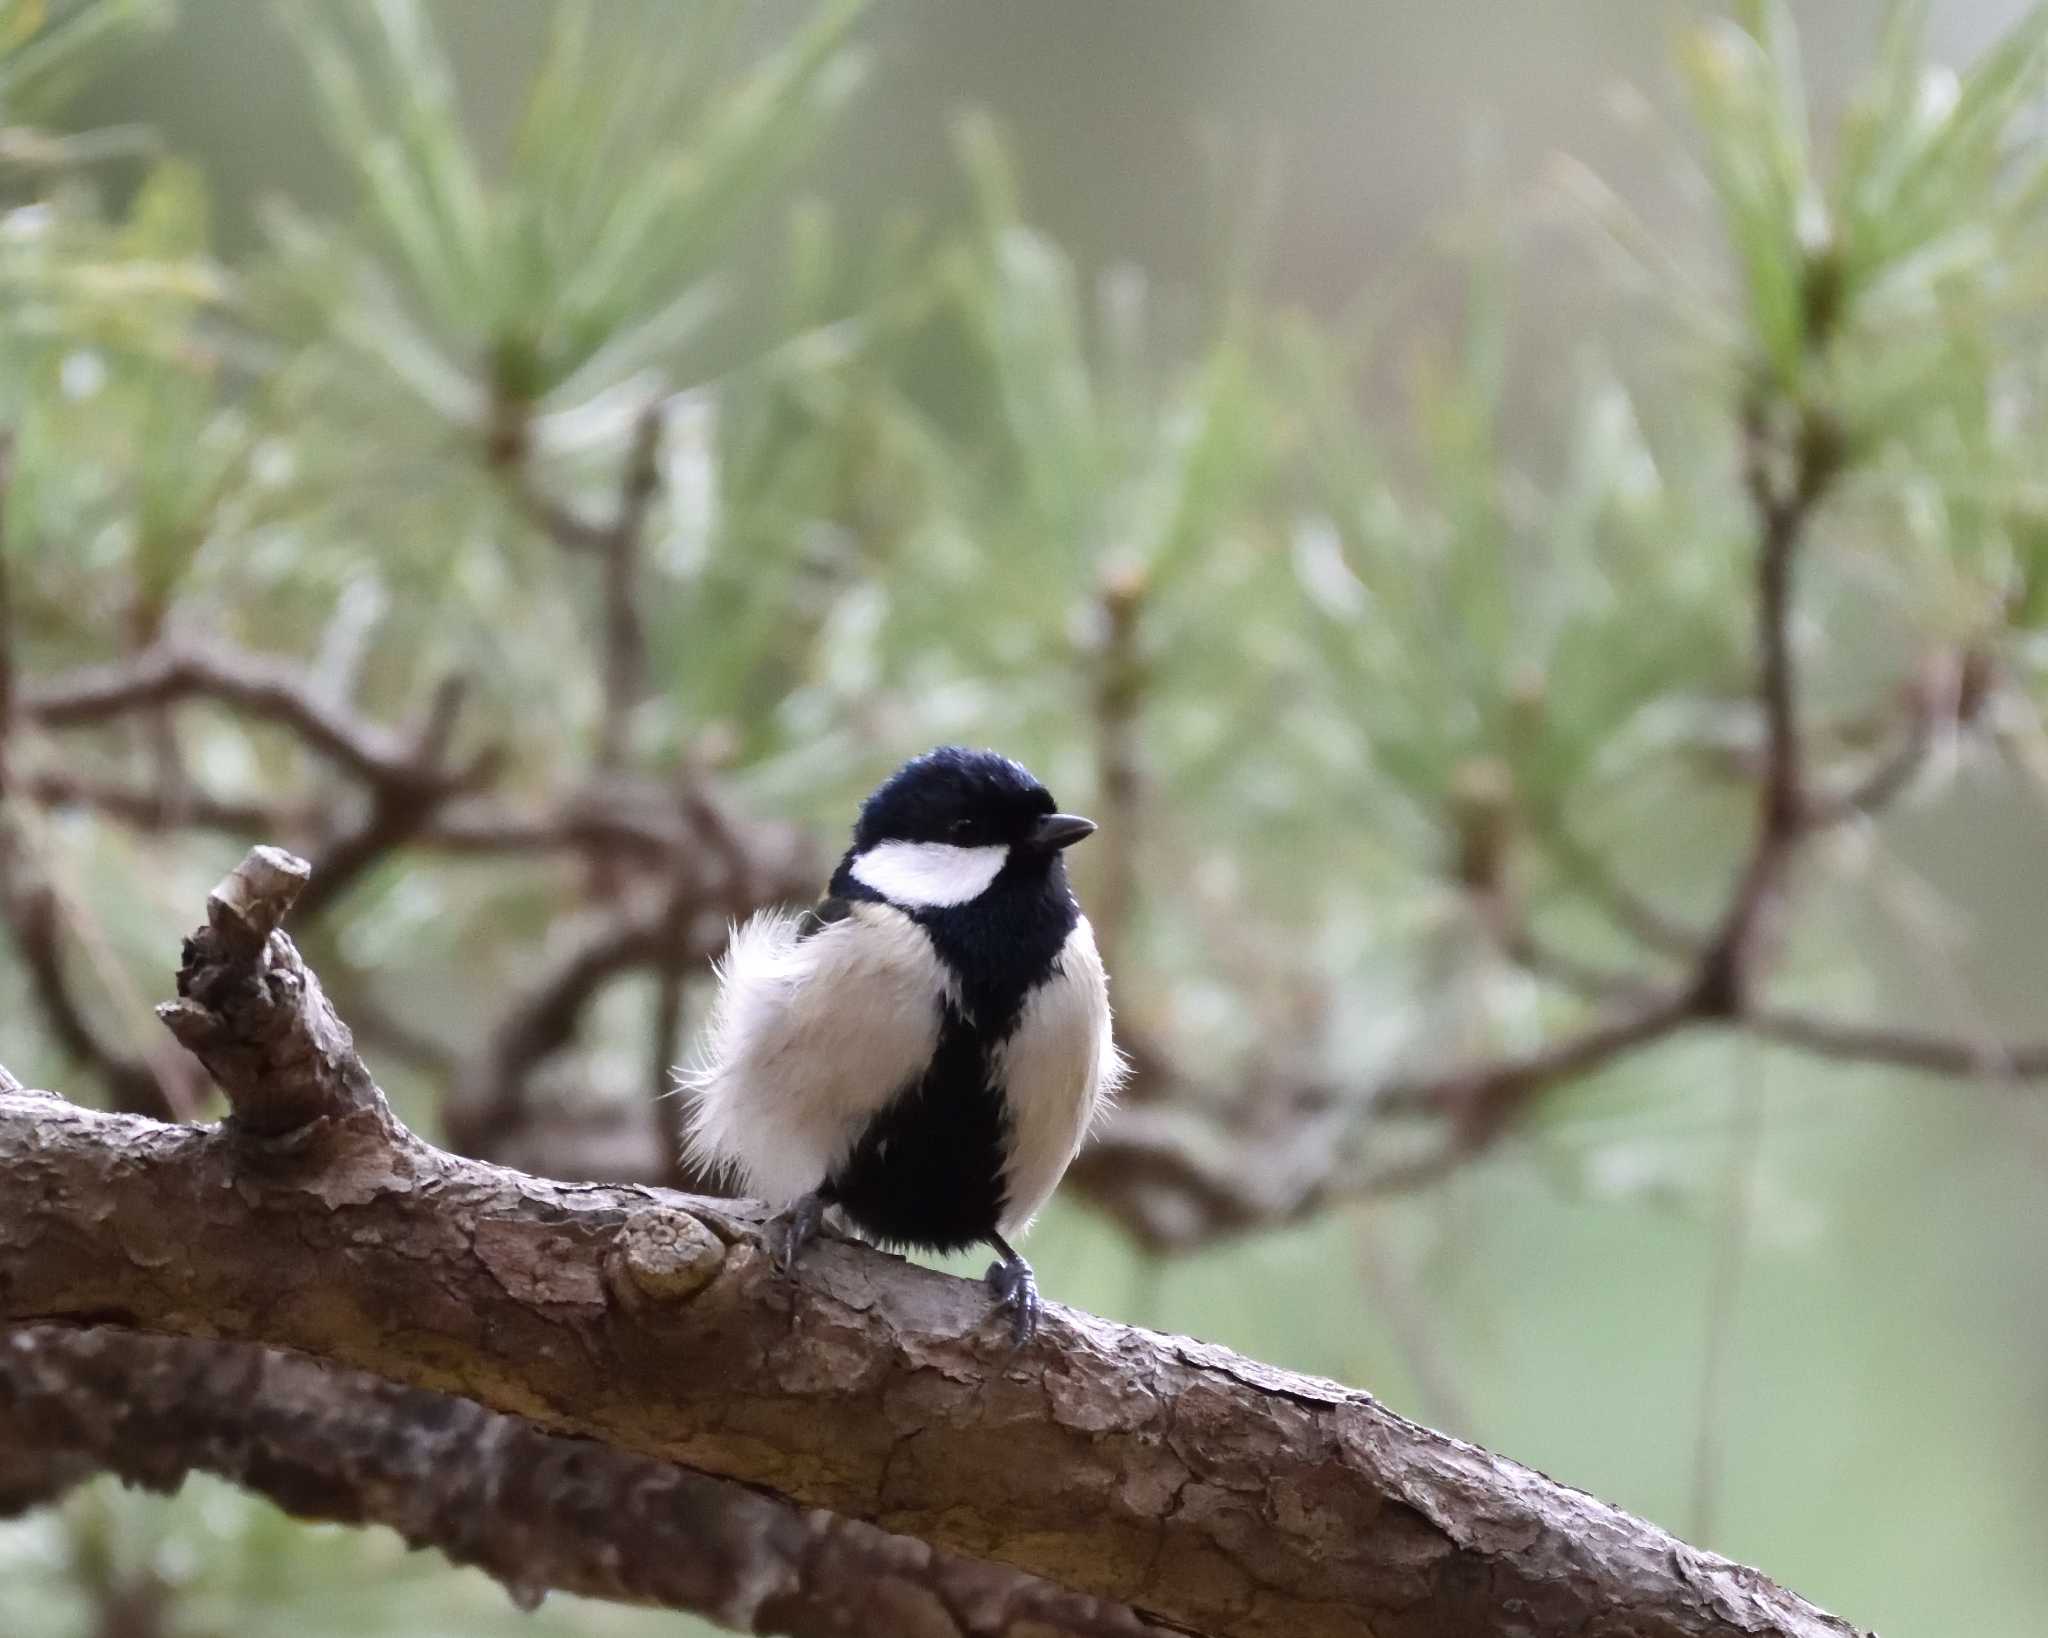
[0,849,1873,1638]
[0,1088,1869,1638]
[0,1324,1158,1638]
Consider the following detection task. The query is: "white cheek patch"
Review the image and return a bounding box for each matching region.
[850,840,1010,909]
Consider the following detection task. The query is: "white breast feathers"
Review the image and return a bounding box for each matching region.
[681,902,957,1206]
[994,915,1126,1236]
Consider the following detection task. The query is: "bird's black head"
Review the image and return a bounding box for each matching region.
[852,746,1095,857]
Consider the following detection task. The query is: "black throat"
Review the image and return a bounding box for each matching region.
[818,848,1080,1253]
[837,849,1079,1038]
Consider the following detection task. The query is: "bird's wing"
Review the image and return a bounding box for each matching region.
[682,900,952,1205]
[796,893,854,940]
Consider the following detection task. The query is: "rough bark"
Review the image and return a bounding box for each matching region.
[0,1087,1862,1638]
[0,1324,1158,1637]
[0,848,1874,1638]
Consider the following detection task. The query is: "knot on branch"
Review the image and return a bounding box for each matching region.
[611,1207,727,1306]
[157,846,389,1139]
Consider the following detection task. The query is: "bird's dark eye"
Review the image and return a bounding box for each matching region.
[948,817,978,842]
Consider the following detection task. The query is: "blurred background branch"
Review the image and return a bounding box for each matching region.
[0,1323,1164,1638]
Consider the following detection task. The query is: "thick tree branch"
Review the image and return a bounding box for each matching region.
[0,849,1870,1638]
[0,1087,1872,1638]
[0,1324,1161,1638]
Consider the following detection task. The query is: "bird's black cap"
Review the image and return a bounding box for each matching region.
[854,746,1092,852]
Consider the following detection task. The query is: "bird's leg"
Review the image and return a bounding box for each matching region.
[774,1191,829,1275]
[984,1232,1041,1346]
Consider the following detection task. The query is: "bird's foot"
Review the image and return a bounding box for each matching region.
[984,1238,1041,1347]
[774,1191,828,1275]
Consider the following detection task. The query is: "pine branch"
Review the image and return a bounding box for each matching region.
[22,641,442,787]
[0,1324,1160,1638]
[0,848,1871,1638]
[596,402,664,770]
[1059,403,2048,1252]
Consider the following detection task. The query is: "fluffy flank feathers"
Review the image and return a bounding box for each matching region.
[678,906,811,1191]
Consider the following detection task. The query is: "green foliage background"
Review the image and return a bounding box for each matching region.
[4,3,2048,1635]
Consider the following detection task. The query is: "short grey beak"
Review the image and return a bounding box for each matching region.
[1028,812,1097,851]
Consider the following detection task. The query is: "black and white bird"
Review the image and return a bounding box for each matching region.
[683,746,1123,1342]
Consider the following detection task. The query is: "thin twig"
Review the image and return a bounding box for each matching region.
[1120,398,1913,1246]
[1818,711,1932,822]
[23,642,433,786]
[0,460,200,1120]
[26,765,711,866]
[1501,924,1659,1002]
[1691,407,1842,1014]
[1746,1009,2048,1078]
[291,674,499,923]
[595,403,664,771]
[445,882,716,1156]
[1806,652,1955,826]
[1091,564,1145,976]
[509,480,611,554]
[1376,988,1702,1138]
[21,770,299,836]
[1526,806,1702,962]
[422,783,696,856]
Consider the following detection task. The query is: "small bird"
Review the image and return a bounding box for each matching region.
[683,746,1122,1343]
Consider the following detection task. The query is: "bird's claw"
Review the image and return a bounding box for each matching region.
[774,1192,827,1275]
[984,1253,1041,1347]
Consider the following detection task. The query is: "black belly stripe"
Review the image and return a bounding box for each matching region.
[825,1010,1006,1254]
[821,851,1080,1254]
